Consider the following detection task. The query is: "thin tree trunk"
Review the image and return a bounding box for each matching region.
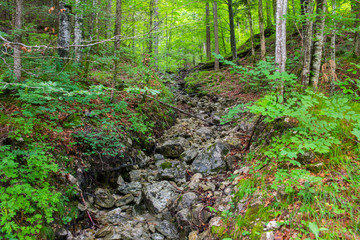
[74,0,83,62]
[301,0,314,87]
[246,0,256,61]
[213,0,220,70]
[154,0,159,67]
[149,0,153,55]
[258,0,266,60]
[273,0,277,24]
[13,0,22,81]
[237,20,241,43]
[89,0,96,38]
[206,3,212,61]
[310,0,327,90]
[219,17,227,55]
[106,1,112,39]
[266,0,272,28]
[228,0,237,60]
[354,3,360,56]
[58,1,70,59]
[330,0,336,93]
[112,0,122,101]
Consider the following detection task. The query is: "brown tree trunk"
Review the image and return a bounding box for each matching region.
[228,0,237,60]
[258,0,266,60]
[206,2,212,61]
[113,0,122,100]
[354,3,360,56]
[213,0,220,70]
[310,0,327,90]
[13,0,22,81]
[246,0,256,61]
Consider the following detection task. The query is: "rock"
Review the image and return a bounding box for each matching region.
[191,141,230,174]
[106,208,124,224]
[154,154,165,161]
[192,204,212,226]
[95,188,115,208]
[95,226,114,238]
[177,192,198,210]
[188,231,198,240]
[117,182,142,196]
[175,208,192,235]
[212,115,221,124]
[196,127,213,140]
[115,194,134,207]
[117,175,125,185]
[156,160,187,183]
[55,228,72,240]
[157,138,187,158]
[297,151,315,164]
[188,173,203,189]
[264,221,279,231]
[144,181,179,214]
[137,150,151,167]
[152,233,165,240]
[209,217,222,228]
[200,182,216,192]
[110,225,151,240]
[260,231,275,240]
[155,220,179,240]
[180,147,199,164]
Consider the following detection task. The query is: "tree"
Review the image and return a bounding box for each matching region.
[246,0,256,61]
[213,0,220,70]
[301,0,314,87]
[258,0,266,60]
[13,0,22,81]
[354,3,360,56]
[58,1,70,59]
[275,0,288,73]
[74,0,83,62]
[310,0,327,89]
[228,0,237,60]
[206,2,212,61]
[154,0,159,66]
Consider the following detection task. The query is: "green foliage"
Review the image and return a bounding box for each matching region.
[336,63,360,100]
[0,144,64,240]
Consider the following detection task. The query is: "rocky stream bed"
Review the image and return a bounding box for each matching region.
[57,74,278,240]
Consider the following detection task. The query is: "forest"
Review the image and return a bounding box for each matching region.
[0,0,360,239]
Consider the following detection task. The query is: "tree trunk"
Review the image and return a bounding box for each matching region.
[354,3,360,56]
[213,0,220,70]
[219,17,227,55]
[330,0,336,93]
[266,0,272,28]
[246,0,256,61]
[149,0,153,55]
[115,0,122,51]
[153,0,159,66]
[310,0,327,90]
[275,0,288,73]
[13,0,22,81]
[74,0,83,62]
[228,0,237,60]
[206,3,212,61]
[58,1,70,59]
[273,0,277,24]
[258,0,266,60]
[301,0,314,87]
[106,1,112,39]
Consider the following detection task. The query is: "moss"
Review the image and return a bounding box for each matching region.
[211,226,230,239]
[250,222,264,240]
[160,161,172,169]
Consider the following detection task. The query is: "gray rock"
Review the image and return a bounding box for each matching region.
[144,181,179,214]
[191,204,212,226]
[117,175,125,185]
[180,147,199,164]
[177,192,198,210]
[188,173,203,190]
[154,154,165,161]
[95,226,114,238]
[196,127,213,140]
[157,138,187,158]
[95,188,115,208]
[156,160,186,183]
[175,208,192,235]
[191,141,230,174]
[152,233,165,240]
[137,150,151,167]
[155,220,179,239]
[264,221,279,231]
[260,231,275,240]
[115,194,134,207]
[110,225,151,240]
[117,182,142,196]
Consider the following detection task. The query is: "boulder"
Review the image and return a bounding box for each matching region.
[157,138,187,158]
[117,182,142,196]
[155,220,179,240]
[95,188,115,208]
[144,181,179,214]
[156,160,187,183]
[191,141,230,174]
[180,147,199,164]
[115,194,134,207]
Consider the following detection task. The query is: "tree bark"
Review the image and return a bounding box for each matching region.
[246,0,256,61]
[266,0,272,28]
[228,0,237,60]
[58,1,70,59]
[206,3,212,61]
[310,0,327,90]
[301,0,314,87]
[13,0,22,81]
[153,0,159,66]
[74,0,83,62]
[213,0,220,70]
[275,0,288,73]
[115,0,122,51]
[106,1,112,39]
[258,0,266,60]
[354,3,360,56]
[149,0,153,55]
[273,0,277,24]
[330,0,336,93]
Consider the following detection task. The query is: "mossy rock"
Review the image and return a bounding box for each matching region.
[211,226,230,239]
[160,161,172,169]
